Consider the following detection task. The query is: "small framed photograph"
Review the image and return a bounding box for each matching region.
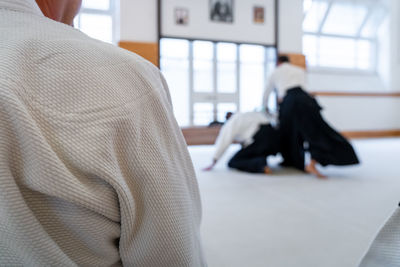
[210,0,234,23]
[175,8,189,25]
[253,6,265,24]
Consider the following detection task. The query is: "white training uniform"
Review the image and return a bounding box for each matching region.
[263,62,308,107]
[0,0,205,266]
[213,112,271,161]
[359,206,400,267]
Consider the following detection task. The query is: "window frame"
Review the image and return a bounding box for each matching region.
[74,0,120,44]
[160,37,277,126]
[302,0,385,74]
[303,32,378,75]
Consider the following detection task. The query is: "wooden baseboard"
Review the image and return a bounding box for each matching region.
[181,126,221,145]
[342,129,400,139]
[181,127,400,145]
[311,92,400,97]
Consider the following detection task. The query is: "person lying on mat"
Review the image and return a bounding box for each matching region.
[203,111,280,174]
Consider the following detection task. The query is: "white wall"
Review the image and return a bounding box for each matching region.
[278,0,303,53]
[161,0,276,45]
[308,72,385,93]
[120,0,304,50]
[390,0,400,91]
[304,0,400,131]
[377,17,391,89]
[118,0,400,131]
[120,0,158,42]
[318,97,400,131]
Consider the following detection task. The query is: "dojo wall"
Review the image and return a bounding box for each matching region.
[160,0,276,45]
[118,0,303,63]
[118,0,158,66]
[307,0,400,132]
[118,0,400,133]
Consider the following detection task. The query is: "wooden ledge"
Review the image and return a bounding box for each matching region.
[181,127,400,146]
[342,130,400,139]
[311,92,400,97]
[181,126,221,145]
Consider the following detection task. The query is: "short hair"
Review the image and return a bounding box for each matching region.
[277,55,290,63]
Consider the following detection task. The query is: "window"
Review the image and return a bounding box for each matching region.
[302,0,387,72]
[160,39,190,126]
[160,38,276,126]
[74,0,119,44]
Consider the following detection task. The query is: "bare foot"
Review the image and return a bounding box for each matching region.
[264,167,272,175]
[305,161,326,179]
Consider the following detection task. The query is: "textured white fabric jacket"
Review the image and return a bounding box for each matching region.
[263,63,307,107]
[213,112,271,161]
[0,0,205,266]
[359,207,400,267]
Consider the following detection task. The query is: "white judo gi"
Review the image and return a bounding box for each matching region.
[359,206,400,267]
[213,111,272,161]
[0,0,205,266]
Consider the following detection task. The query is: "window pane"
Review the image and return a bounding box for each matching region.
[319,37,356,68]
[217,43,237,62]
[266,47,276,63]
[361,7,387,38]
[303,34,318,66]
[357,40,372,70]
[267,90,278,114]
[82,0,110,10]
[193,103,214,126]
[193,41,213,60]
[322,3,368,36]
[80,14,112,43]
[193,60,213,93]
[216,43,237,93]
[73,16,80,28]
[303,0,313,14]
[217,62,236,93]
[160,39,189,59]
[303,1,329,32]
[240,44,265,63]
[217,103,237,122]
[240,63,264,112]
[161,58,190,126]
[193,41,214,93]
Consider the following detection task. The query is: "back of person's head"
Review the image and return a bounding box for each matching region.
[225,112,233,121]
[277,55,290,65]
[35,0,82,25]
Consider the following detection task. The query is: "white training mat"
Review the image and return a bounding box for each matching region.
[189,138,400,267]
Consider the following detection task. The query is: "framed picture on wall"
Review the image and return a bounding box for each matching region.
[210,0,234,23]
[253,6,265,24]
[175,7,189,25]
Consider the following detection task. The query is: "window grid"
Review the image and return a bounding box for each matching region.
[302,0,386,72]
[74,0,119,44]
[160,38,276,126]
[303,32,377,71]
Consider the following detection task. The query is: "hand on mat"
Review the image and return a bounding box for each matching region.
[203,160,217,171]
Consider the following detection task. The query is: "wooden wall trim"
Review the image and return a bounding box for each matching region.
[342,130,400,139]
[280,53,306,69]
[181,127,400,146]
[311,91,400,97]
[181,127,221,146]
[118,41,159,67]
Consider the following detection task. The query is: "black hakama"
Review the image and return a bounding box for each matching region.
[279,87,359,171]
[228,124,280,173]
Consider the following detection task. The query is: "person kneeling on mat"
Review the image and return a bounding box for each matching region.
[203,111,280,174]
